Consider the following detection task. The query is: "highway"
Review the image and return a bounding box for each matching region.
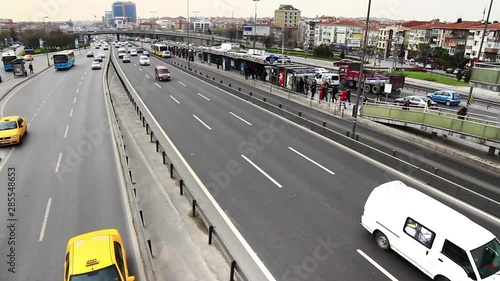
[113,47,500,281]
[138,43,500,203]
[0,50,141,280]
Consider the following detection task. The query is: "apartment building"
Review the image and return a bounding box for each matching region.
[377,25,411,59]
[274,4,301,28]
[467,23,500,61]
[314,20,364,48]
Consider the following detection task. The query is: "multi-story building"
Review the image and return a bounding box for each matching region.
[112,1,137,23]
[274,4,301,28]
[302,18,321,50]
[190,18,212,33]
[467,23,500,61]
[103,11,113,27]
[377,25,410,59]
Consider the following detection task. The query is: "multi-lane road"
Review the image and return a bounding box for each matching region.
[113,46,500,281]
[0,50,142,280]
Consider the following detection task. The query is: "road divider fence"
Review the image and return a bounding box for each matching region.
[150,52,500,218]
[108,48,277,281]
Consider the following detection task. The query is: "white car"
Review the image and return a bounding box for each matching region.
[139,56,150,66]
[91,61,101,70]
[130,49,138,56]
[98,52,105,58]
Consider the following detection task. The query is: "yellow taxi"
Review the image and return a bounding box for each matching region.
[65,229,136,281]
[23,54,34,61]
[0,116,27,145]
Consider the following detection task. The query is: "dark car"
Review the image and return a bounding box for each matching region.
[94,55,103,62]
[137,48,144,53]
[155,66,171,81]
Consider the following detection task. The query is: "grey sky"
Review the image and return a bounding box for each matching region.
[1,0,498,23]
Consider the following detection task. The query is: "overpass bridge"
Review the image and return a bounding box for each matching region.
[80,30,264,48]
[360,102,500,155]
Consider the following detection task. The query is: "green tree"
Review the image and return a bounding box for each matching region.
[453,49,466,68]
[20,30,42,49]
[456,71,463,81]
[225,26,238,41]
[261,34,275,48]
[418,43,431,62]
[313,44,332,58]
[9,27,18,42]
[213,27,224,36]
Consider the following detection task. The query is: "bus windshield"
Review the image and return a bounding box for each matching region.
[53,55,69,63]
[2,55,16,64]
[471,238,500,279]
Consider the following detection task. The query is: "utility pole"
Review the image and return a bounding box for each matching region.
[187,0,191,69]
[467,0,494,107]
[351,0,372,137]
[43,16,49,67]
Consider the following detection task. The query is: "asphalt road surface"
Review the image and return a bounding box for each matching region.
[0,50,141,280]
[138,43,500,203]
[113,47,500,281]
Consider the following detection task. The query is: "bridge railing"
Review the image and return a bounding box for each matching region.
[360,102,500,142]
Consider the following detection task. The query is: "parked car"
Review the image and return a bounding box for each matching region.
[427,90,461,106]
[394,95,438,108]
[445,67,455,74]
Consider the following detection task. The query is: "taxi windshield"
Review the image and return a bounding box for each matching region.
[0,121,17,130]
[471,238,500,279]
[70,265,121,281]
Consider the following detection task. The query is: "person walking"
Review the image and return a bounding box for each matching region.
[28,62,33,74]
[346,88,351,105]
[310,79,317,100]
[331,84,339,103]
[340,90,348,109]
[304,79,309,96]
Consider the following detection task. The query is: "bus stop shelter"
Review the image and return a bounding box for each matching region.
[12,59,27,77]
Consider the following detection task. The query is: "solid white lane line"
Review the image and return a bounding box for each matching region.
[178,81,186,87]
[139,68,142,72]
[73,97,77,103]
[145,74,150,79]
[55,153,63,173]
[241,155,282,188]
[76,88,79,94]
[169,95,180,104]
[193,114,212,130]
[155,83,161,88]
[38,198,52,242]
[288,147,335,175]
[197,93,210,101]
[64,125,69,138]
[357,250,399,281]
[229,112,252,126]
[69,109,73,117]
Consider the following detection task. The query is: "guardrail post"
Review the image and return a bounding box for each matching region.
[238,87,241,91]
[170,163,174,178]
[155,140,159,152]
[298,111,302,117]
[346,131,350,137]
[392,150,397,157]
[146,123,149,134]
[162,151,166,164]
[133,188,136,197]
[208,226,214,245]
[355,134,359,141]
[142,116,145,127]
[192,200,197,217]
[230,261,237,281]
[147,239,153,256]
[249,92,253,96]
[179,179,184,195]
[139,210,145,226]
[323,121,326,127]
[229,83,231,87]
[263,97,266,102]
[279,104,282,108]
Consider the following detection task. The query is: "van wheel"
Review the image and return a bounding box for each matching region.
[374,231,390,250]
[435,276,450,281]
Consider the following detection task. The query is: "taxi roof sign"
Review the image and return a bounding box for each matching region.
[86,258,99,266]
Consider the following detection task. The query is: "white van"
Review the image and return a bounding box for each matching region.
[361,181,500,281]
[315,72,340,86]
[117,48,127,58]
[161,50,171,58]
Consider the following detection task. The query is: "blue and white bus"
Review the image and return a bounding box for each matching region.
[2,53,17,71]
[53,50,75,69]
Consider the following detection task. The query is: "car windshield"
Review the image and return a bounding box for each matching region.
[158,69,169,74]
[69,265,121,281]
[0,121,17,130]
[471,238,500,279]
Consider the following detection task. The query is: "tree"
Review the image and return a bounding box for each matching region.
[261,33,275,48]
[213,27,224,36]
[20,30,42,49]
[418,43,431,62]
[9,27,18,42]
[313,44,332,58]
[224,26,238,41]
[456,71,463,81]
[453,49,466,68]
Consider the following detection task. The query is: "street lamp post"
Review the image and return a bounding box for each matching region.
[42,16,50,67]
[192,11,199,33]
[466,0,494,107]
[187,0,191,69]
[252,0,260,54]
[351,0,372,137]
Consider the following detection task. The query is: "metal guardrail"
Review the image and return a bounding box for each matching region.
[109,48,276,281]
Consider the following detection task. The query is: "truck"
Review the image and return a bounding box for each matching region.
[338,62,405,95]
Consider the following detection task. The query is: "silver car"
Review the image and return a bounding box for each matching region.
[394,96,438,108]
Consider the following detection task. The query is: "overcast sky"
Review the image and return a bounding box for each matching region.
[2,0,499,23]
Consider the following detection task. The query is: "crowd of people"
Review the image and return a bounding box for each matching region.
[296,77,353,108]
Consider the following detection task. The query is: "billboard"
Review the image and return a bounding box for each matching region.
[347,38,361,47]
[243,25,270,37]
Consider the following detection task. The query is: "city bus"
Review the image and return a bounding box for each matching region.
[2,52,17,71]
[53,50,75,69]
[151,43,167,56]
